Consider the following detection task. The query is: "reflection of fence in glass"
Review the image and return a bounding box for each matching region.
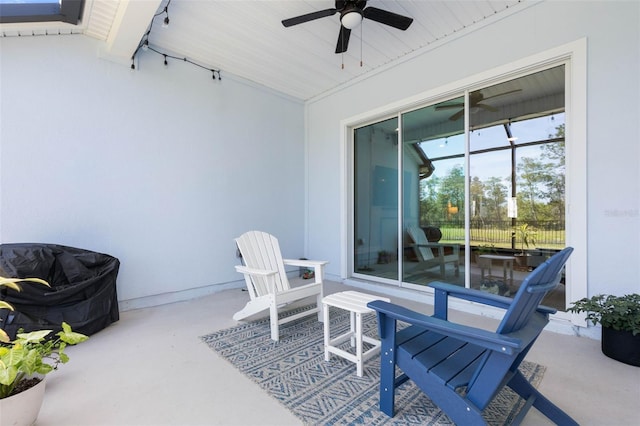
[425,220,565,249]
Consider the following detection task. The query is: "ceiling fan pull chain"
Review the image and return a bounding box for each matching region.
[360,23,363,67]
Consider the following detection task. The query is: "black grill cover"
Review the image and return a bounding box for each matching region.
[0,243,119,339]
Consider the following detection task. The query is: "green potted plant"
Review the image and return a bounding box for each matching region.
[1,276,88,425]
[513,223,537,255]
[568,294,640,366]
[512,223,545,269]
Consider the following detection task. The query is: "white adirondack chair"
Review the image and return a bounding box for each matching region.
[406,225,460,278]
[233,231,328,341]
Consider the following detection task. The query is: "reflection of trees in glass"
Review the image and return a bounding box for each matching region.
[439,165,465,217]
[420,165,465,223]
[419,176,440,224]
[517,124,565,223]
[422,124,564,225]
[540,124,565,222]
[483,177,508,220]
[470,176,485,221]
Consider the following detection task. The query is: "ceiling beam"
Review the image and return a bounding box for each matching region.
[103,0,161,62]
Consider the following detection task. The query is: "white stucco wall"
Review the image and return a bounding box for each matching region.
[305,1,640,297]
[0,35,306,305]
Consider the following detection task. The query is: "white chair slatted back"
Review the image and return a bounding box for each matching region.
[236,231,291,298]
[407,225,435,261]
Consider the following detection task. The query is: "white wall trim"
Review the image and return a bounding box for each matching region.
[118,281,245,311]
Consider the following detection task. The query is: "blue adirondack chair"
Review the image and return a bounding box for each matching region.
[367,247,576,425]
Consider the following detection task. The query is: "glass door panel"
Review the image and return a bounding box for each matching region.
[468,66,566,309]
[353,117,399,281]
[401,100,465,287]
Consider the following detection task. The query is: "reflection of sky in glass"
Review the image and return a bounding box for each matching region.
[419,133,464,159]
[420,113,564,183]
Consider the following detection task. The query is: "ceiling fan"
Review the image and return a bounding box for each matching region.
[281,1,413,54]
[436,89,522,121]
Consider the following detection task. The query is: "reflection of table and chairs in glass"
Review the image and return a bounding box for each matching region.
[478,254,515,287]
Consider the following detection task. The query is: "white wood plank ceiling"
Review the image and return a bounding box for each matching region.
[1,0,529,101]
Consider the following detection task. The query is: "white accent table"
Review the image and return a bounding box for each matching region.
[322,291,390,377]
[479,254,516,286]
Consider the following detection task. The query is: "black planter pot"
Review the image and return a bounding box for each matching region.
[601,327,640,367]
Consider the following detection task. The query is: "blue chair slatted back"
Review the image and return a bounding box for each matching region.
[466,247,573,408]
[497,247,573,335]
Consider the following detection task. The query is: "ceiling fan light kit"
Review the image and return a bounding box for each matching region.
[341,10,362,29]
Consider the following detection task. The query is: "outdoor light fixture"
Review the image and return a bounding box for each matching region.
[161,0,170,28]
[340,10,362,29]
[129,0,221,81]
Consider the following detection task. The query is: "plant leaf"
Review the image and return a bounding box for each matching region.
[57,322,88,345]
[0,365,18,386]
[0,276,50,288]
[0,328,10,343]
[16,329,53,343]
[0,301,15,311]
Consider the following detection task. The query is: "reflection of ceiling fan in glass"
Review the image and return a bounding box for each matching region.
[436,89,522,121]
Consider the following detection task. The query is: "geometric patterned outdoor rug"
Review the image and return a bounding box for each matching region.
[200,305,546,425]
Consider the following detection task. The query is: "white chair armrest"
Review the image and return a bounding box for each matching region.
[234,265,277,277]
[282,259,328,268]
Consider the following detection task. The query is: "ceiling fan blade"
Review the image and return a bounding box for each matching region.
[481,88,522,102]
[476,103,499,112]
[449,109,464,121]
[335,26,351,53]
[282,8,337,27]
[363,6,413,30]
[435,103,464,110]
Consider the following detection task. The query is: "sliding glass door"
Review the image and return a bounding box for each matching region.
[351,65,567,310]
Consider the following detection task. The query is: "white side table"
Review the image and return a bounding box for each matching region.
[479,254,516,287]
[322,290,390,377]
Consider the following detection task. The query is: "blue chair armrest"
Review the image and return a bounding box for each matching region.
[428,281,557,318]
[368,300,523,355]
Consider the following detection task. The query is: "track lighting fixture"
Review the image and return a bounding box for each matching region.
[161,0,170,28]
[130,0,221,82]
